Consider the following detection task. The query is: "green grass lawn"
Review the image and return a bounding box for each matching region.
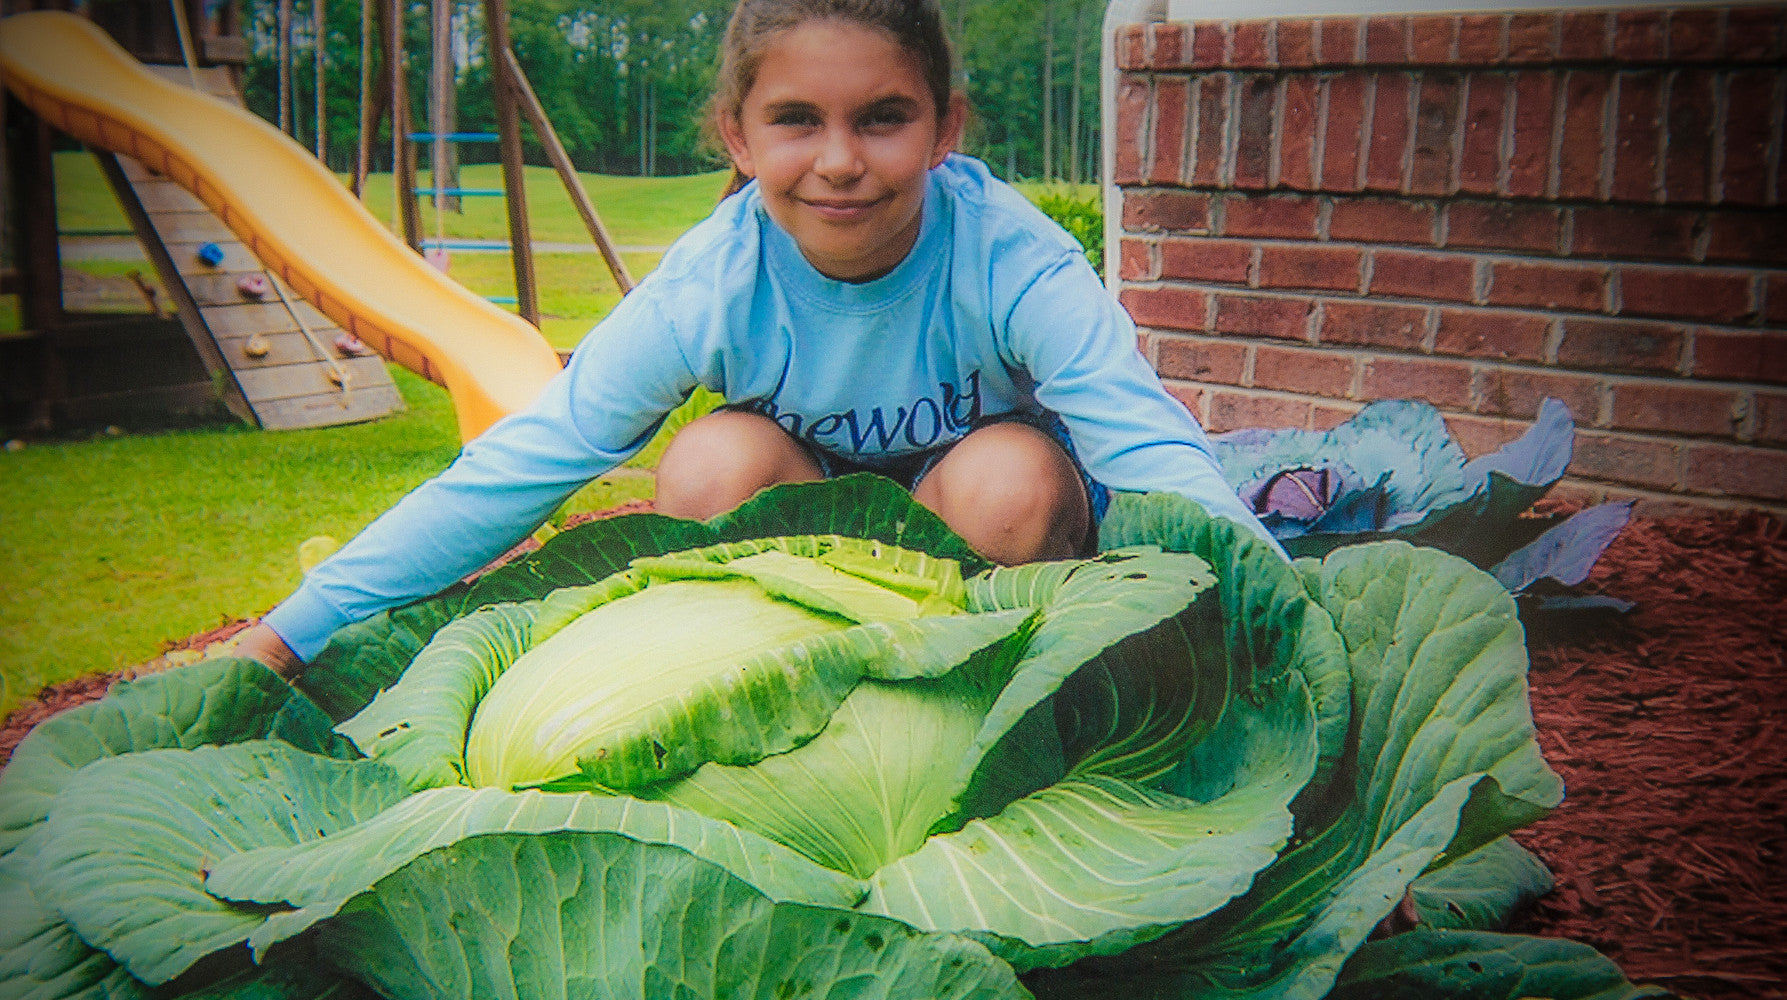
[0,366,667,716]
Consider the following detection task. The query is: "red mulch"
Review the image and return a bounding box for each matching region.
[1514,509,1787,1000]
[1,499,1781,999]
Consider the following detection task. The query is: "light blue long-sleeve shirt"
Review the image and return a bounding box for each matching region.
[265,155,1276,659]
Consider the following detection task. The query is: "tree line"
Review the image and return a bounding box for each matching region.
[240,0,1103,182]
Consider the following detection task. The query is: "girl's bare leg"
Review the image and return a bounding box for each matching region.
[654,410,824,520]
[913,422,1089,565]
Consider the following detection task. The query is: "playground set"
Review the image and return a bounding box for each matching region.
[0,0,631,440]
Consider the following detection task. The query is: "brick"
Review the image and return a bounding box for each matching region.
[1366,73,1413,191]
[1150,24,1189,69]
[1253,344,1357,396]
[1114,74,1149,185]
[1222,194,1321,239]
[1119,239,1156,281]
[1668,8,1720,60]
[1434,308,1549,361]
[1159,237,1254,284]
[1150,77,1191,186]
[1359,355,1474,409]
[1278,76,1321,189]
[1571,206,1699,262]
[1445,412,1531,456]
[1614,10,1666,60]
[1370,249,1478,302]
[1121,285,1210,332]
[1684,443,1787,499]
[1568,432,1682,489]
[1507,72,1556,198]
[1116,25,1148,70]
[1693,329,1787,384]
[1320,17,1362,64]
[1278,21,1316,68]
[1322,73,1370,191]
[1771,275,1787,325]
[1410,16,1454,63]
[1447,201,1562,254]
[1321,300,1431,350]
[1191,75,1230,187]
[1329,197,1436,244]
[1124,190,1212,233]
[1726,7,1783,61]
[1457,74,1507,194]
[1558,12,1609,60]
[1232,22,1273,68]
[1611,70,1665,203]
[1487,260,1610,312]
[1755,391,1787,444]
[1366,17,1408,63]
[1665,70,1717,204]
[1163,381,1210,422]
[1556,317,1686,374]
[1409,72,1463,195]
[1214,294,1315,339]
[1209,389,1313,432]
[1313,402,1364,430]
[1477,367,1603,421]
[1505,13,1555,63]
[1258,244,1365,292]
[1456,14,1503,62]
[1557,72,1610,200]
[1156,335,1248,383]
[1704,213,1787,267]
[1611,381,1741,436]
[1193,23,1229,68]
[1721,70,1776,206]
[1234,74,1278,189]
[1619,266,1754,323]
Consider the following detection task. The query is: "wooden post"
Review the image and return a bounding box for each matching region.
[11,102,66,430]
[379,0,422,249]
[504,49,633,294]
[484,0,538,326]
[429,0,458,214]
[278,0,293,135]
[354,0,374,196]
[314,0,326,164]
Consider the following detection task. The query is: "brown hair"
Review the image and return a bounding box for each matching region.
[709,0,957,198]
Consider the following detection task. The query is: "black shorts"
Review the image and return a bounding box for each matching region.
[734,406,1111,525]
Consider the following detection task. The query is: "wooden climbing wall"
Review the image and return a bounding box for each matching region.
[102,66,404,431]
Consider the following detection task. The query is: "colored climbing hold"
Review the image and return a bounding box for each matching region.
[236,274,270,298]
[197,242,225,266]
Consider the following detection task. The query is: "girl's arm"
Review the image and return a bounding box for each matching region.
[263,293,700,663]
[1003,252,1287,557]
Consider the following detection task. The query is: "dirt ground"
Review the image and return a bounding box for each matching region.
[3,502,1781,999]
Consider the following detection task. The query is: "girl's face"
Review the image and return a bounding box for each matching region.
[718,20,964,282]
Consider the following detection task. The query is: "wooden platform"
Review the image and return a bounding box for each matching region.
[94,66,404,431]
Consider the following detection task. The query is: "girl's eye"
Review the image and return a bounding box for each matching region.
[770,110,820,128]
[860,106,914,131]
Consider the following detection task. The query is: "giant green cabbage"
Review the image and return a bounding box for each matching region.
[0,476,1662,1000]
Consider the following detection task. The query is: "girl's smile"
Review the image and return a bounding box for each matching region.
[719,20,965,283]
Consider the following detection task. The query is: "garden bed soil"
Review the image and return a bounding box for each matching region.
[3,502,1782,1000]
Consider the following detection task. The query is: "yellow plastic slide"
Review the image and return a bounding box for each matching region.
[0,11,564,442]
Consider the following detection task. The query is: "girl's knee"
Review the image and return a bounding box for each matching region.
[915,423,1089,564]
[655,411,821,519]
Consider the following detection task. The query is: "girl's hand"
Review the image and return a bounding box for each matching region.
[234,622,305,679]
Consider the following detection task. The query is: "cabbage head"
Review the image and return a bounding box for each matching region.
[0,476,1659,1000]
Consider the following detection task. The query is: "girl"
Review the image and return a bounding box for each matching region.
[238,0,1280,676]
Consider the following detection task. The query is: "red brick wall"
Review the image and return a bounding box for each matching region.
[1112,6,1787,514]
